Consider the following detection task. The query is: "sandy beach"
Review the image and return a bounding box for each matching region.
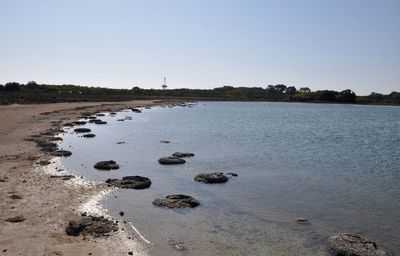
[0,100,177,256]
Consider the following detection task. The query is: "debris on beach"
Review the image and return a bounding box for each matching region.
[326,233,387,256]
[94,160,119,170]
[172,152,195,158]
[152,195,200,208]
[6,216,25,223]
[105,176,152,189]
[194,172,229,184]
[158,156,186,165]
[65,216,118,237]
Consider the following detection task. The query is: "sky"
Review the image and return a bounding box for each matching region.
[0,0,399,95]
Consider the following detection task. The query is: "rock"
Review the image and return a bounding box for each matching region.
[158,157,186,165]
[117,119,125,121]
[50,175,75,180]
[65,216,118,237]
[94,160,119,170]
[50,137,63,141]
[128,252,133,255]
[226,172,238,177]
[130,108,141,113]
[105,176,151,189]
[51,150,72,157]
[88,119,101,123]
[94,120,107,125]
[83,134,96,138]
[87,116,97,120]
[194,172,229,184]
[74,128,91,133]
[172,152,195,158]
[6,216,25,223]
[116,141,126,144]
[152,195,200,208]
[37,160,51,166]
[296,218,308,223]
[96,113,105,116]
[326,233,387,256]
[119,211,124,216]
[9,194,22,200]
[110,112,117,115]
[160,140,170,144]
[63,122,75,127]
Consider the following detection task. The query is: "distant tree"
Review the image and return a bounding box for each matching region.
[369,92,383,98]
[0,84,3,91]
[389,91,400,98]
[266,85,277,95]
[299,87,311,93]
[27,81,38,89]
[337,89,356,103]
[4,82,21,91]
[285,86,297,95]
[274,84,287,93]
[317,90,337,102]
[131,86,144,95]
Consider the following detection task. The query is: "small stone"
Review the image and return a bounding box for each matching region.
[6,216,25,223]
[119,211,124,216]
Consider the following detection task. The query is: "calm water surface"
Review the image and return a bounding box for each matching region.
[59,102,400,256]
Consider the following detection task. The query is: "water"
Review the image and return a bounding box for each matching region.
[58,102,400,255]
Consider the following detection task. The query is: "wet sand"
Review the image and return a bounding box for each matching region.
[0,100,178,256]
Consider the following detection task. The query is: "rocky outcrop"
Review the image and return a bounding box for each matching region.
[105,176,152,189]
[74,128,91,133]
[94,160,119,170]
[326,233,387,256]
[194,172,229,184]
[158,156,186,165]
[172,152,195,158]
[152,195,200,208]
[65,216,118,237]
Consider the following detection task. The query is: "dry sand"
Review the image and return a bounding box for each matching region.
[0,100,177,256]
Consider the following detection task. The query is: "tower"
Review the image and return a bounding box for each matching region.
[162,77,167,90]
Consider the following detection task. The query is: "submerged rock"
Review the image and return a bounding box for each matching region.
[194,172,229,184]
[172,152,195,158]
[152,195,200,208]
[96,113,105,116]
[326,233,387,256]
[65,216,118,237]
[83,133,96,138]
[74,128,91,133]
[105,176,151,189]
[94,160,119,170]
[158,156,186,165]
[94,120,107,125]
[88,119,101,123]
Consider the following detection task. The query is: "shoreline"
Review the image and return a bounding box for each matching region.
[0,100,184,255]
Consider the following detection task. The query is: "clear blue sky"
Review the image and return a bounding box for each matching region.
[0,0,399,95]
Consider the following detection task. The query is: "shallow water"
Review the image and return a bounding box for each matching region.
[59,102,400,255]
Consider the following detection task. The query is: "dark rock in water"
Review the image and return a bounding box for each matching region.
[117,119,125,121]
[88,119,101,123]
[50,137,63,141]
[152,195,200,208]
[116,141,126,144]
[87,116,97,120]
[296,218,308,224]
[73,121,87,125]
[119,211,124,216]
[83,133,96,138]
[172,152,195,158]
[130,108,141,113]
[51,150,72,157]
[6,216,25,223]
[96,113,105,116]
[105,176,151,189]
[94,120,107,125]
[74,128,91,133]
[226,172,238,177]
[326,233,387,256]
[160,140,170,144]
[94,160,119,170]
[194,172,229,184]
[65,216,118,237]
[158,156,186,165]
[109,112,117,115]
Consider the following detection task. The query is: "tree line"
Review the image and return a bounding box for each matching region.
[0,81,399,105]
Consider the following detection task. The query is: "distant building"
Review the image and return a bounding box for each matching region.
[162,77,167,90]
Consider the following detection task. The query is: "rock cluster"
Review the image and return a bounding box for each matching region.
[65,216,118,237]
[152,195,200,208]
